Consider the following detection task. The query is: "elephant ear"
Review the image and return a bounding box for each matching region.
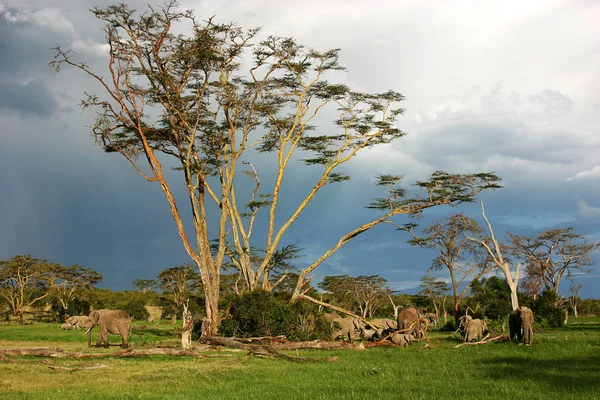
[90,311,100,324]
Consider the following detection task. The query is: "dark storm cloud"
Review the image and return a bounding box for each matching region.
[0,80,58,116]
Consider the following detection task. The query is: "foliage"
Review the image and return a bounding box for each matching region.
[132,279,158,293]
[412,214,493,317]
[510,228,599,296]
[468,276,514,320]
[317,275,392,317]
[52,265,102,320]
[219,290,332,340]
[0,255,61,324]
[418,273,449,315]
[534,290,567,328]
[157,264,201,309]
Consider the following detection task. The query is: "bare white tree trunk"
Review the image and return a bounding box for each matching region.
[468,201,520,311]
[181,300,193,350]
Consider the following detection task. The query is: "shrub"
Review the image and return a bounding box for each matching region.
[219,290,333,341]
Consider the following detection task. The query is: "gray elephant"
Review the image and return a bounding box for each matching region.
[424,313,439,327]
[84,309,132,348]
[67,315,90,330]
[366,318,397,330]
[331,317,363,342]
[397,307,424,340]
[464,318,487,342]
[391,333,415,347]
[509,307,534,345]
[458,315,473,341]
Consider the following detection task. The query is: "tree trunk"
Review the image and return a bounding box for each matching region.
[181,301,193,350]
[202,282,219,337]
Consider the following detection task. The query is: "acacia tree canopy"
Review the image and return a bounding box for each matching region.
[51,1,501,333]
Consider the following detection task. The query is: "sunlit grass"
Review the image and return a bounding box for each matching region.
[1,317,599,399]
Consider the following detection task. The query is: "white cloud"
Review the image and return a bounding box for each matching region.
[577,200,600,218]
[566,165,600,181]
[0,5,74,34]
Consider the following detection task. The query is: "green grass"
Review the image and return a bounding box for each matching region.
[1,317,599,399]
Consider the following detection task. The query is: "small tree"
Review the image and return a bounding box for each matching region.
[157,264,200,310]
[412,214,495,321]
[520,261,544,302]
[508,228,598,299]
[53,265,102,321]
[318,274,391,318]
[418,273,449,318]
[0,255,59,324]
[567,282,582,318]
[133,279,158,293]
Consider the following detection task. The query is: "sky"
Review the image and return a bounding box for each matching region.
[0,0,599,299]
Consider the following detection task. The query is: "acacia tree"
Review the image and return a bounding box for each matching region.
[0,255,59,324]
[51,2,500,333]
[318,274,392,318]
[157,264,200,309]
[418,273,449,319]
[412,214,495,320]
[508,228,598,299]
[53,265,102,321]
[132,279,158,293]
[520,261,544,302]
[568,282,582,318]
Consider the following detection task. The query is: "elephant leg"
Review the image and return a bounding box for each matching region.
[100,326,109,348]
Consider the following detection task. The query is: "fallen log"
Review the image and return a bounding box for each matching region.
[453,334,509,348]
[200,337,348,362]
[0,347,205,358]
[48,363,109,371]
[271,340,364,351]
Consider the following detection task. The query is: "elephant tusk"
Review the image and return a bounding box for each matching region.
[86,327,93,334]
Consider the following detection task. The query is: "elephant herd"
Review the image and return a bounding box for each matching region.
[60,309,132,348]
[326,307,426,347]
[58,306,535,348]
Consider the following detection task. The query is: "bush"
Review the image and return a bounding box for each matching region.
[123,297,150,321]
[219,290,333,341]
[534,290,567,328]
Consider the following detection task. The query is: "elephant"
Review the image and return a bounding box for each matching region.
[509,307,534,345]
[361,328,376,341]
[397,307,424,341]
[458,315,473,341]
[324,312,341,323]
[331,317,363,342]
[424,313,439,327]
[366,318,397,330]
[391,333,415,347]
[60,322,73,330]
[84,309,132,348]
[464,318,487,342]
[67,315,90,330]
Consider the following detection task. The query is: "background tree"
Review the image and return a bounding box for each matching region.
[412,214,495,322]
[508,228,598,299]
[468,201,521,310]
[0,255,59,324]
[157,264,201,310]
[418,273,449,319]
[318,274,392,318]
[133,279,158,293]
[567,282,583,318]
[520,261,544,302]
[51,2,500,333]
[468,276,513,321]
[53,265,102,321]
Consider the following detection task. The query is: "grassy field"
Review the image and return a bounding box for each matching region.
[1,317,599,399]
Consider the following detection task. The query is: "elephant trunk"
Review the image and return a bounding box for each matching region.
[86,326,93,347]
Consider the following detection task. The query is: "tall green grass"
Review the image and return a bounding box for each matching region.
[1,317,598,399]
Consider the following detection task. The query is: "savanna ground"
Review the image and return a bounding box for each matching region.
[0,317,599,400]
